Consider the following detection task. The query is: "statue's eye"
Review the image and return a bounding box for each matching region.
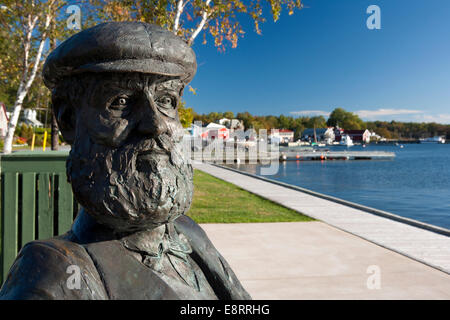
[156,95,175,109]
[155,94,177,118]
[109,96,132,116]
[111,97,128,107]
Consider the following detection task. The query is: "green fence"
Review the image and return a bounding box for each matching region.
[0,151,78,285]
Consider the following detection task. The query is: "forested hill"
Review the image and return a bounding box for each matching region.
[193,108,450,140]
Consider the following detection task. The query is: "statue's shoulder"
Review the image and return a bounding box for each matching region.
[174,215,211,247]
[0,235,108,300]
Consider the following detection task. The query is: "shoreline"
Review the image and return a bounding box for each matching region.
[216,163,450,237]
[193,161,450,275]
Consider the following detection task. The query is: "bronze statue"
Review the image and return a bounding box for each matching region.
[0,22,251,300]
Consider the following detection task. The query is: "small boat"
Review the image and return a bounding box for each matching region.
[421,136,446,143]
[339,135,354,147]
[419,136,446,144]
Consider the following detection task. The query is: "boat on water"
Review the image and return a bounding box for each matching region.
[338,134,354,147]
[419,136,446,144]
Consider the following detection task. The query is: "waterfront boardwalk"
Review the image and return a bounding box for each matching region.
[279,150,395,161]
[198,150,395,162]
[193,162,450,299]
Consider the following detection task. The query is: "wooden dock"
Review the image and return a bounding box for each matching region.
[192,161,450,274]
[196,150,395,162]
[279,150,395,161]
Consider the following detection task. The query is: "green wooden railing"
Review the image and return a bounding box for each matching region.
[0,151,78,285]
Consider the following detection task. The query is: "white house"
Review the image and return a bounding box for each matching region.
[218,118,231,127]
[205,123,229,140]
[22,109,43,127]
[218,118,244,132]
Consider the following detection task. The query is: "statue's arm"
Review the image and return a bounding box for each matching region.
[0,239,108,300]
[174,215,252,300]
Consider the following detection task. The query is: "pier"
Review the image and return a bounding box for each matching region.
[197,150,395,162]
[279,150,395,161]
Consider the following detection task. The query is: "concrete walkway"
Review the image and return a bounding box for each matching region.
[193,162,450,299]
[201,222,450,299]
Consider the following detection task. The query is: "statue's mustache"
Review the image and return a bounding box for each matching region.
[129,133,178,155]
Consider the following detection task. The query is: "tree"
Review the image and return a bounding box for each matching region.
[236,111,254,129]
[306,115,326,129]
[374,127,391,139]
[0,0,79,153]
[223,111,234,119]
[1,1,305,153]
[91,0,304,50]
[178,101,194,128]
[327,107,365,130]
[278,114,292,129]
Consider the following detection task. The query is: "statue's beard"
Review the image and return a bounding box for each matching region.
[67,134,193,233]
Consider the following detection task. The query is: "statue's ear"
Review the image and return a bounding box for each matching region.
[52,98,76,144]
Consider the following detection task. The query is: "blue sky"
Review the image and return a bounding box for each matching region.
[185,0,450,123]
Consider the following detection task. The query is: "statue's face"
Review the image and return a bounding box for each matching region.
[67,73,193,233]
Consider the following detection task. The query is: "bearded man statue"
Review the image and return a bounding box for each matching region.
[0,22,251,300]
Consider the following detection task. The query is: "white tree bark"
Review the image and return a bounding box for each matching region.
[3,11,51,154]
[188,0,212,46]
[173,0,184,32]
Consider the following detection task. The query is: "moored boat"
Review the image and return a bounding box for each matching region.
[419,136,446,144]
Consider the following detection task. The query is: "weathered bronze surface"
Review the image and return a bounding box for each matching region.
[0,22,251,300]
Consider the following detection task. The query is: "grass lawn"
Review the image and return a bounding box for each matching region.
[188,169,314,223]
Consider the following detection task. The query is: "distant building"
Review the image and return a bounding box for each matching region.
[204,123,229,140]
[230,119,244,132]
[270,129,294,143]
[186,123,203,137]
[369,131,381,141]
[22,109,43,127]
[336,129,371,143]
[218,118,244,132]
[302,128,335,143]
[0,102,9,137]
[218,118,230,127]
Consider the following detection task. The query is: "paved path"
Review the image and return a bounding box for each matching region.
[193,162,450,276]
[201,222,450,299]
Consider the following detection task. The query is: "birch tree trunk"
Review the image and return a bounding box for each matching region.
[50,22,59,150]
[188,0,212,46]
[2,11,51,154]
[173,0,184,32]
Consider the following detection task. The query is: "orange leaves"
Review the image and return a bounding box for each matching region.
[103,2,132,21]
[89,0,304,51]
[188,85,197,95]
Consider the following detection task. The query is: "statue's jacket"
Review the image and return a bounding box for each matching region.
[0,212,251,300]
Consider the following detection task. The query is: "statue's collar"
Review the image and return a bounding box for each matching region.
[71,208,192,261]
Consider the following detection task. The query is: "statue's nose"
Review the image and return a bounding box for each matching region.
[137,89,168,136]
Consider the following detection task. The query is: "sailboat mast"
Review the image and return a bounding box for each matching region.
[313,124,317,143]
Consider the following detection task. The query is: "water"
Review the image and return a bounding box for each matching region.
[230,143,450,230]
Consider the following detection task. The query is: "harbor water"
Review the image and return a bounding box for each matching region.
[230,143,450,230]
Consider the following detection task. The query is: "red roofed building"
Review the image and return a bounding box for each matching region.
[270,129,294,143]
[335,129,371,143]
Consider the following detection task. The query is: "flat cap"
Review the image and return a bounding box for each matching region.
[43,22,196,89]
